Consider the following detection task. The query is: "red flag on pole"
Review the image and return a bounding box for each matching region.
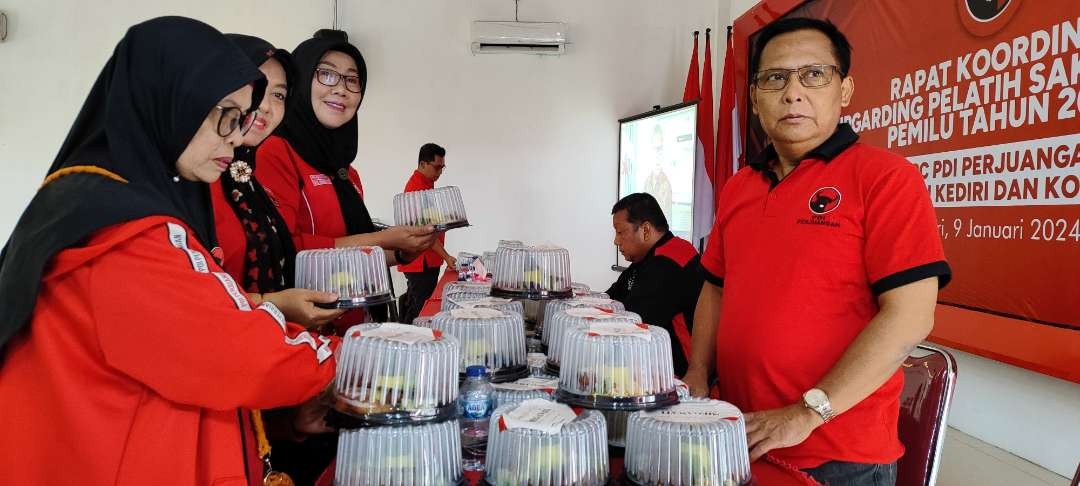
[683,31,700,102]
[699,29,715,183]
[692,30,715,248]
[715,26,742,192]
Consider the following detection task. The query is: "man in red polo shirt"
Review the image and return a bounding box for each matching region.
[683,18,950,486]
[398,143,457,323]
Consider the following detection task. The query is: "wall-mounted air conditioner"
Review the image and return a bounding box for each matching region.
[470,21,568,55]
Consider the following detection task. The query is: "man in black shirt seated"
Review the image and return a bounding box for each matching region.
[606,193,704,376]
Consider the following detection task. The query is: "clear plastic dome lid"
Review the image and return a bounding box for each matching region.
[294,247,392,308]
[540,297,628,346]
[335,418,463,486]
[545,308,641,372]
[491,245,573,299]
[441,295,524,316]
[393,185,469,231]
[491,376,559,408]
[624,399,751,486]
[555,323,678,410]
[485,400,609,486]
[441,280,491,300]
[331,323,460,426]
[419,308,528,382]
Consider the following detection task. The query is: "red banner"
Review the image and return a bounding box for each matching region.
[733,0,1079,381]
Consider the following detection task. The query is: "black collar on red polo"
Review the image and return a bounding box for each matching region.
[749,123,860,186]
[644,230,675,260]
[628,230,675,269]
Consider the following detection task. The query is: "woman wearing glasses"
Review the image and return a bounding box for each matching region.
[209,34,347,486]
[255,29,435,484]
[257,31,436,308]
[0,17,336,485]
[213,35,345,328]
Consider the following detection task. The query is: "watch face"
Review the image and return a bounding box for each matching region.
[804,389,827,407]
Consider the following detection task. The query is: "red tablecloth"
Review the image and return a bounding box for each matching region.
[316,270,821,486]
[417,269,460,318]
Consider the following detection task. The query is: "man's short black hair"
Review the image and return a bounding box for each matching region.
[611,193,669,232]
[749,17,852,79]
[418,143,446,164]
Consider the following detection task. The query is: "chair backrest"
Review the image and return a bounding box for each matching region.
[896,344,957,486]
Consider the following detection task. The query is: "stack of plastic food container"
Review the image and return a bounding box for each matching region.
[294,247,393,309]
[485,399,610,486]
[331,323,465,485]
[418,308,529,383]
[393,185,469,231]
[624,398,752,485]
[544,308,641,376]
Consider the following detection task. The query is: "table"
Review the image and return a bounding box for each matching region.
[317,270,822,486]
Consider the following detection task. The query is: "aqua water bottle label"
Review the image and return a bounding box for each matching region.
[462,398,493,419]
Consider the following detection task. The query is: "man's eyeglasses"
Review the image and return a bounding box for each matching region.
[315,68,362,93]
[214,106,257,137]
[753,64,842,91]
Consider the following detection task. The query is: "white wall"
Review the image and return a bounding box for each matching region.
[940,346,1079,477]
[342,0,718,290]
[722,1,1079,478]
[0,0,334,241]
[0,0,720,292]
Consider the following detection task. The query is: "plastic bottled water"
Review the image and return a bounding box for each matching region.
[459,365,495,471]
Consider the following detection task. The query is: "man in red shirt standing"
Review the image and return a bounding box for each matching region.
[398,143,457,323]
[683,18,950,486]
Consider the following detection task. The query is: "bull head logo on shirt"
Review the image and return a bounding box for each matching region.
[808,187,842,215]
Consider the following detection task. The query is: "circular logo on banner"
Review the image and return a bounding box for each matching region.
[808,187,842,215]
[958,0,1022,37]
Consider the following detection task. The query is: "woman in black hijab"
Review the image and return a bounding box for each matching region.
[0,17,336,485]
[213,34,344,326]
[256,30,435,282]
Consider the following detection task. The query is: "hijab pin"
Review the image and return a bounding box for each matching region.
[229,160,253,184]
[337,168,350,180]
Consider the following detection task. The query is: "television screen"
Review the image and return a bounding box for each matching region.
[616,102,698,268]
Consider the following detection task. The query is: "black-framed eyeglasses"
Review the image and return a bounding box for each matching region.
[214,105,257,137]
[315,67,362,93]
[753,64,842,91]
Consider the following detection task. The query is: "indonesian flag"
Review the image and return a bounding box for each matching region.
[692,29,716,250]
[683,32,700,103]
[715,26,742,193]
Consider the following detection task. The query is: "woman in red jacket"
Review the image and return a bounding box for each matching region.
[257,30,434,276]
[213,34,344,328]
[0,17,335,486]
[213,34,345,485]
